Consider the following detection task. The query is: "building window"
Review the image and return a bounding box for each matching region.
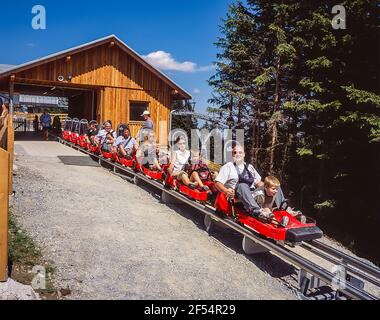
[129,101,149,122]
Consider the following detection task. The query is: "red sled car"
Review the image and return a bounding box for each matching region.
[62,117,72,141]
[86,121,100,154]
[101,149,113,159]
[141,165,169,181]
[88,143,100,155]
[142,166,164,180]
[164,173,213,202]
[214,193,323,244]
[111,123,142,170]
[112,151,136,168]
[69,118,80,144]
[77,119,89,148]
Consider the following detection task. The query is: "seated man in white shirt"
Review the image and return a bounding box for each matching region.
[215,145,300,226]
[215,144,263,197]
[113,126,138,159]
[215,145,276,218]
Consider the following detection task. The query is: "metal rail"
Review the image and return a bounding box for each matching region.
[57,137,379,300]
[302,240,380,285]
[301,242,380,288]
[311,240,380,277]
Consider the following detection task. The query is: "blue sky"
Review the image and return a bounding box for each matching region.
[0,0,233,113]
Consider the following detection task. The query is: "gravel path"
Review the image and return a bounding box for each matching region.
[11,140,296,300]
[0,279,39,300]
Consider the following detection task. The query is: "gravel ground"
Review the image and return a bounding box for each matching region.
[10,140,297,300]
[0,279,39,300]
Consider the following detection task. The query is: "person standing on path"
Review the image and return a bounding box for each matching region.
[33,115,39,134]
[139,110,154,143]
[40,110,52,141]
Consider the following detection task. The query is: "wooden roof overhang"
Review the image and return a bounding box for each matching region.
[0,35,192,101]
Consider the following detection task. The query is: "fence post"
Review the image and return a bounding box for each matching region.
[7,117,14,194]
[0,148,9,281]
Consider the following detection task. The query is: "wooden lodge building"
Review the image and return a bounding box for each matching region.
[0,35,192,144]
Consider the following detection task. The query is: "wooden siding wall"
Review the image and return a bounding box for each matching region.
[15,45,174,144]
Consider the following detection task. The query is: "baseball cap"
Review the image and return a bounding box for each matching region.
[141,110,151,117]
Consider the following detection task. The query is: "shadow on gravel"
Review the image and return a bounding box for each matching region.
[119,174,296,279]
[88,155,296,280]
[168,202,296,279]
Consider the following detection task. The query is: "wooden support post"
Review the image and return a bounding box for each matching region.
[7,117,14,194]
[8,80,14,194]
[0,148,9,282]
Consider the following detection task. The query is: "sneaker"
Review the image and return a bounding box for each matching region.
[280,216,289,227]
[188,183,196,190]
[258,211,273,220]
[299,215,307,224]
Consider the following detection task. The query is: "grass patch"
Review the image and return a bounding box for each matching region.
[8,215,59,299]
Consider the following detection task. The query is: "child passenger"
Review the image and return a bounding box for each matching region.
[252,176,306,226]
[167,136,196,189]
[87,121,99,146]
[136,132,162,171]
[183,150,216,192]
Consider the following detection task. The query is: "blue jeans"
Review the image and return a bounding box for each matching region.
[235,183,285,216]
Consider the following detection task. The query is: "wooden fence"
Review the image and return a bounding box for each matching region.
[0,114,13,282]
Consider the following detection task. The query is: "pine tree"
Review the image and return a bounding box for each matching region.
[209,0,380,263]
[209,1,299,173]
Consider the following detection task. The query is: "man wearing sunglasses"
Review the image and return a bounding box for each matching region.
[215,144,263,196]
[215,145,304,226]
[215,144,273,217]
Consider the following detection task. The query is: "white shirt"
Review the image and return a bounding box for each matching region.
[113,136,137,150]
[96,129,116,145]
[173,149,190,173]
[215,162,261,190]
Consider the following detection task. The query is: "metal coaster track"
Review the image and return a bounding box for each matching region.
[301,240,380,288]
[57,136,380,300]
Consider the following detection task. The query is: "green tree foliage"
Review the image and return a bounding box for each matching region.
[170,100,198,142]
[209,0,380,263]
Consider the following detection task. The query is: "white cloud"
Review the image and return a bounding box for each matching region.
[197,65,215,72]
[193,88,201,94]
[142,51,213,73]
[26,43,36,47]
